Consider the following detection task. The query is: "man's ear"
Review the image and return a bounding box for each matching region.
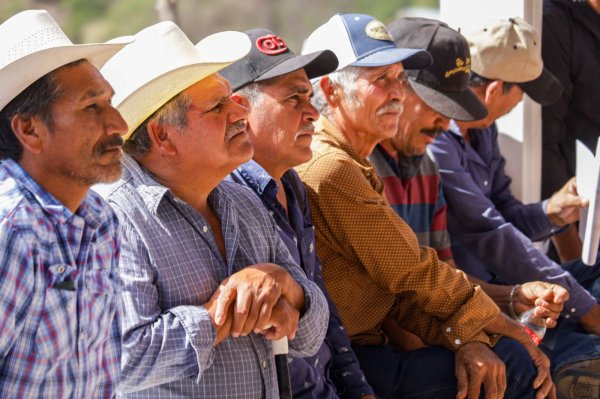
[10,114,44,154]
[147,118,177,156]
[484,80,504,104]
[230,93,250,110]
[319,76,338,107]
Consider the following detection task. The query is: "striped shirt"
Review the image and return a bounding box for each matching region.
[0,159,122,399]
[99,155,328,398]
[369,145,452,261]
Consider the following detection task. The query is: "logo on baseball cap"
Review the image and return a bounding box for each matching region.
[302,13,432,71]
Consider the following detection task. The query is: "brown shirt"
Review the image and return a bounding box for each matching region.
[295,117,500,349]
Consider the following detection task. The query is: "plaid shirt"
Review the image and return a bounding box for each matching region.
[0,159,122,399]
[99,155,328,398]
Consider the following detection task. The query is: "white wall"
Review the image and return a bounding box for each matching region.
[439,0,543,203]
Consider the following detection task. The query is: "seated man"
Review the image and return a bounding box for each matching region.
[299,13,554,399]
[0,10,128,398]
[97,22,328,398]
[370,18,567,331]
[429,17,600,398]
[222,29,376,398]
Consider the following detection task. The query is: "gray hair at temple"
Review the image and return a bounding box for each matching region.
[311,65,364,116]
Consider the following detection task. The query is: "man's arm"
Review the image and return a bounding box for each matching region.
[115,211,218,394]
[0,224,34,358]
[430,132,597,322]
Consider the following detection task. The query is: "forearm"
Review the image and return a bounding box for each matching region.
[119,305,216,393]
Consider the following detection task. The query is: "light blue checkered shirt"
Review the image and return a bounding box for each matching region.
[0,159,122,398]
[99,155,328,398]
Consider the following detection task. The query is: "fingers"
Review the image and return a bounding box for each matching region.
[545,285,569,304]
[214,283,236,326]
[533,364,553,399]
[261,297,299,340]
[455,362,468,399]
[466,365,484,399]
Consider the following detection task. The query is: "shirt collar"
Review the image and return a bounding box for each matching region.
[120,154,170,214]
[315,116,371,166]
[1,158,107,227]
[235,159,278,196]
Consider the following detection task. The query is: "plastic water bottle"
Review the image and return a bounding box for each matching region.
[518,308,546,345]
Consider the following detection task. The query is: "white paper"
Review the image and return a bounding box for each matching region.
[576,140,600,265]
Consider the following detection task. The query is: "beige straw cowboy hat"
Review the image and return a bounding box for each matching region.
[0,9,131,112]
[101,21,251,140]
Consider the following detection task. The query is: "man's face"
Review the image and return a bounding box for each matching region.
[40,61,127,186]
[488,84,524,122]
[338,63,405,141]
[246,69,319,171]
[171,73,251,175]
[389,87,450,157]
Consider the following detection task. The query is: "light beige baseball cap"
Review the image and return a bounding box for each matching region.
[466,17,562,106]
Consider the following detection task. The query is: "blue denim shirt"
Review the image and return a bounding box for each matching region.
[228,160,374,399]
[430,122,597,321]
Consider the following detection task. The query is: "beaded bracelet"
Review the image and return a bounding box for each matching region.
[508,284,520,320]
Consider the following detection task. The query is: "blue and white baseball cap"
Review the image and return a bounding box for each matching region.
[302,13,432,71]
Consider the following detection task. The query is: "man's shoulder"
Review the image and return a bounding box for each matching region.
[217,180,270,212]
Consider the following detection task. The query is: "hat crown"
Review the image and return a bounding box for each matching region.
[390,17,470,92]
[0,10,73,70]
[467,17,543,83]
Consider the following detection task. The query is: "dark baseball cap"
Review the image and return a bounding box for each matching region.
[388,17,488,121]
[220,28,339,92]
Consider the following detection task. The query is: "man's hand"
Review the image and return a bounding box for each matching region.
[580,303,600,335]
[211,263,305,339]
[259,296,300,340]
[455,342,506,399]
[546,177,589,226]
[483,313,555,399]
[514,282,569,328]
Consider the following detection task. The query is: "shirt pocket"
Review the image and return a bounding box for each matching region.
[35,286,78,360]
[82,269,119,350]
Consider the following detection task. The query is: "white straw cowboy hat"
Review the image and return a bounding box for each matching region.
[101,21,251,140]
[0,9,131,112]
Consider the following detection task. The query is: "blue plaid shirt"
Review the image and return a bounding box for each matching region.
[0,159,122,399]
[228,160,375,399]
[99,155,328,398]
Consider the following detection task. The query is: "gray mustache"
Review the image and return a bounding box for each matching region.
[377,102,403,115]
[225,120,247,141]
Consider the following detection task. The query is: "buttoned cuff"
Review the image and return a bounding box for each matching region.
[560,285,597,323]
[441,286,501,351]
[170,305,216,383]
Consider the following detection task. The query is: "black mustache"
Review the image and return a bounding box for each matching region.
[421,127,443,138]
[97,135,124,154]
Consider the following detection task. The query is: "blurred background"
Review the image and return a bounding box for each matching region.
[0,0,438,51]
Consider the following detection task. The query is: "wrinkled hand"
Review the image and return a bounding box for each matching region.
[546,177,589,226]
[259,296,300,341]
[213,263,288,339]
[455,342,506,399]
[514,282,569,328]
[580,304,600,335]
[483,313,555,399]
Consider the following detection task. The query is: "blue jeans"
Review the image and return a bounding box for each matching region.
[542,257,600,374]
[352,338,537,399]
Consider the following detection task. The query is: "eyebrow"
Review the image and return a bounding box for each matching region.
[78,88,114,102]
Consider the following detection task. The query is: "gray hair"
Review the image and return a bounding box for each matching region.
[124,92,192,158]
[235,82,265,107]
[311,65,364,116]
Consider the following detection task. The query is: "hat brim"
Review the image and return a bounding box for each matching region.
[351,47,432,70]
[0,41,130,112]
[518,67,563,106]
[408,78,488,121]
[252,50,339,86]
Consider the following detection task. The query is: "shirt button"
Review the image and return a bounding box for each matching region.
[565,314,571,319]
[454,339,462,346]
[202,225,208,233]
[483,180,488,186]
[309,242,314,253]
[261,360,267,369]
[57,265,65,274]
[446,327,452,333]
[571,308,576,313]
